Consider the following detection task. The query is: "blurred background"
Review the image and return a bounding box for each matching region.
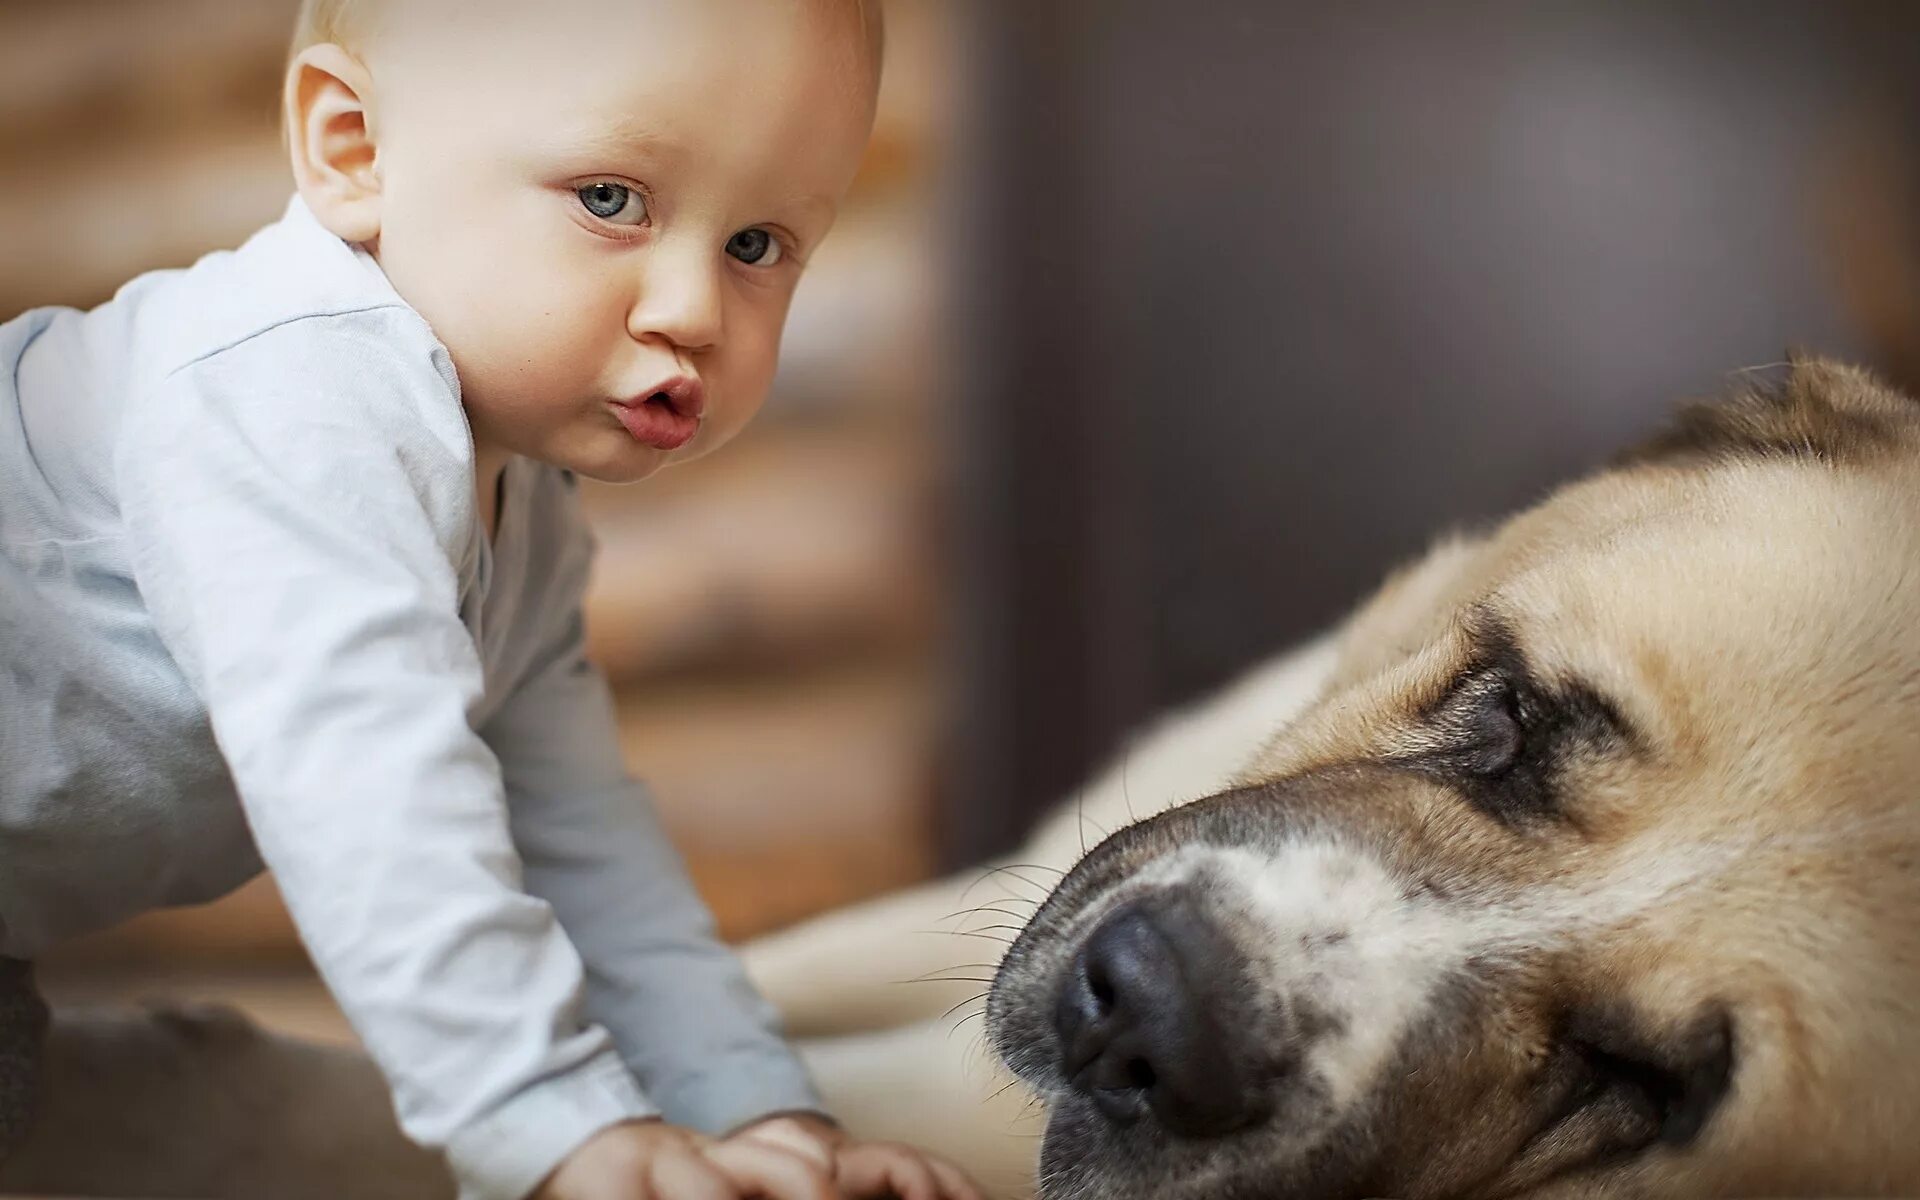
[5,0,1920,1044]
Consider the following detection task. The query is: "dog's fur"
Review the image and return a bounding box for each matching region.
[746,358,1920,1199]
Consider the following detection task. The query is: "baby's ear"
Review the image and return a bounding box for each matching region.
[284,44,382,244]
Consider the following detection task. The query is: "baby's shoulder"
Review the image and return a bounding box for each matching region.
[119,304,473,564]
[153,278,434,394]
[164,304,450,411]
[140,199,435,389]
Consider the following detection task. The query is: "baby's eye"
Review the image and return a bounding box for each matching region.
[725,228,782,266]
[577,182,647,226]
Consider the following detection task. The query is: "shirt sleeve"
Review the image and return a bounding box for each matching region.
[114,311,658,1200]
[484,488,826,1136]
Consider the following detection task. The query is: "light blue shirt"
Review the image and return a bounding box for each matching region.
[0,197,821,1199]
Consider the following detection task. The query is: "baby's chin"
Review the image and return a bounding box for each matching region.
[558,432,714,486]
[565,448,674,487]
[518,414,742,485]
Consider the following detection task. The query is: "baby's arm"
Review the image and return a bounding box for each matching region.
[487,492,987,1200]
[115,317,657,1200]
[482,486,822,1136]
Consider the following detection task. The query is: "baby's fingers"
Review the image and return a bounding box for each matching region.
[925,1156,985,1200]
[835,1145,939,1200]
[703,1139,836,1200]
[648,1148,741,1200]
[731,1119,834,1172]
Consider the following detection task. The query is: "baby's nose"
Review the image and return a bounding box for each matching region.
[628,251,723,352]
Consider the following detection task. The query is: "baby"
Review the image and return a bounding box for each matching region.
[0,1,980,1198]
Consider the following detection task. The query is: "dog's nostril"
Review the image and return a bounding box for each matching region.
[1089,966,1115,1010]
[1127,1058,1156,1090]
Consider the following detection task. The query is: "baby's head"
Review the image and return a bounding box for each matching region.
[284,0,882,483]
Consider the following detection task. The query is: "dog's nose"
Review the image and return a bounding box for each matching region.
[1053,896,1267,1137]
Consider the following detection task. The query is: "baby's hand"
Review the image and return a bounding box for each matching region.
[730,1114,985,1200]
[532,1117,838,1200]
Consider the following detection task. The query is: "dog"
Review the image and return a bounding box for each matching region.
[744,357,1920,1199]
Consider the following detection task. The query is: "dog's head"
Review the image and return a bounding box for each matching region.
[988,360,1920,1199]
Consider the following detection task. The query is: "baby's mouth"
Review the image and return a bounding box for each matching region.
[612,378,704,451]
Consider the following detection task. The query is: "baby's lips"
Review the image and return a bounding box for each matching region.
[631,374,705,421]
[610,391,701,449]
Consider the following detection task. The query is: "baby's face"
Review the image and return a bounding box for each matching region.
[361,0,877,483]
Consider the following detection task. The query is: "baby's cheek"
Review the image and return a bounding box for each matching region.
[724,319,787,421]
[462,301,607,411]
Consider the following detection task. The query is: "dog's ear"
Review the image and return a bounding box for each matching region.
[1614,355,1917,470]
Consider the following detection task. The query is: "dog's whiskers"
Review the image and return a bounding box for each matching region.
[899,971,999,986]
[936,928,1016,945]
[1002,861,1067,877]
[957,864,1057,908]
[943,902,1038,926]
[960,923,1026,937]
[943,1008,990,1044]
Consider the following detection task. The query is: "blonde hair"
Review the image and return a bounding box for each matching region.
[290,0,364,54]
[290,0,882,66]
